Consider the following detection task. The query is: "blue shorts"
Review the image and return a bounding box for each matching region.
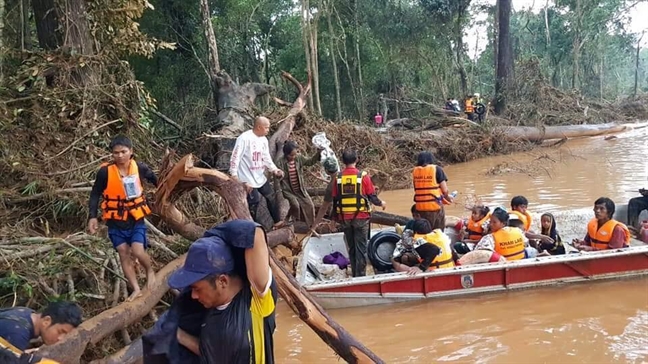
[108,220,148,250]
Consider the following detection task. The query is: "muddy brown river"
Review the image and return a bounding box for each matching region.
[273,127,648,363]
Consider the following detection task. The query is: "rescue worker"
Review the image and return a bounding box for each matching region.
[464,95,475,121]
[474,208,526,261]
[392,219,452,275]
[412,151,453,231]
[0,301,82,352]
[88,135,158,301]
[166,220,278,363]
[573,197,630,251]
[331,149,387,277]
[473,93,483,105]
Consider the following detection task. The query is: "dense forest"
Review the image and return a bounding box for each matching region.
[129,0,648,126]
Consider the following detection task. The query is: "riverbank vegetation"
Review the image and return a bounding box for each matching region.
[1,0,648,361]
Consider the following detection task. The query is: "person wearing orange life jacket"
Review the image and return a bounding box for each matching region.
[392,219,452,275]
[412,151,453,231]
[463,205,491,242]
[473,208,526,261]
[88,135,158,301]
[331,149,387,277]
[573,197,630,251]
[453,205,492,256]
[464,95,475,121]
[509,195,555,247]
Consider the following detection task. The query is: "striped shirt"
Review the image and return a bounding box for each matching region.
[288,161,300,192]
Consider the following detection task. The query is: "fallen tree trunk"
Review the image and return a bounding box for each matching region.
[421,122,635,142]
[89,338,143,364]
[499,122,629,141]
[37,256,186,363]
[154,152,384,364]
[269,248,385,363]
[370,211,410,226]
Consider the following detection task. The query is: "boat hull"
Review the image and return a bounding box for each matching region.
[296,203,648,309]
[305,247,648,309]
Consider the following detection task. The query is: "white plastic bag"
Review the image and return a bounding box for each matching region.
[312,132,339,179]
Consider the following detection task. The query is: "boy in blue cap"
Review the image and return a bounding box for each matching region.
[164,219,277,364]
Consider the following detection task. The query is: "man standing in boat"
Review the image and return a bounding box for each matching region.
[331,149,387,277]
[412,151,453,231]
[573,197,630,251]
[627,188,648,231]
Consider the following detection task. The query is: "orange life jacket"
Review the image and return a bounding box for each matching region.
[465,98,474,113]
[586,218,630,250]
[100,160,151,222]
[466,213,491,241]
[492,227,526,260]
[412,165,443,212]
[509,210,532,231]
[414,231,455,269]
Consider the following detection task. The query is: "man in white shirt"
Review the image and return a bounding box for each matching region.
[229,116,285,226]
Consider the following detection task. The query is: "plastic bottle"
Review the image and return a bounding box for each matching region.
[449,191,458,199]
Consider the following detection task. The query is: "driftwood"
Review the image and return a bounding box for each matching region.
[370,211,410,226]
[89,338,143,364]
[268,71,311,159]
[153,152,384,364]
[292,211,410,234]
[420,122,640,142]
[37,256,186,363]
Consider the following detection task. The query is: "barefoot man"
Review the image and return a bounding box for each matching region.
[88,135,158,301]
[230,116,285,228]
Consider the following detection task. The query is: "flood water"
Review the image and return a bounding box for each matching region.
[273,127,648,363]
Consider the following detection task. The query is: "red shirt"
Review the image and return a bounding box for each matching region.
[331,167,377,220]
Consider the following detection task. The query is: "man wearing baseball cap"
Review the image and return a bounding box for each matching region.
[166,219,277,364]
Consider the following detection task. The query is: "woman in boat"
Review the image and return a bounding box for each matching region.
[573,197,630,251]
[392,219,454,275]
[458,208,526,265]
[538,213,566,255]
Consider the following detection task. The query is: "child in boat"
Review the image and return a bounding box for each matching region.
[461,205,491,242]
[395,204,421,235]
[508,215,550,258]
[538,213,565,255]
[453,205,491,255]
[509,195,555,247]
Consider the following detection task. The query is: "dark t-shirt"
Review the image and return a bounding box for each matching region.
[199,279,278,364]
[88,160,158,229]
[434,165,448,184]
[0,307,35,351]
